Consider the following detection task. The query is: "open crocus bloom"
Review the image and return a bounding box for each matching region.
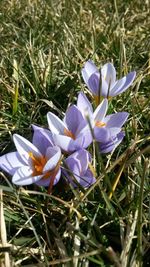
[81,60,136,99]
[77,92,129,153]
[0,130,61,187]
[64,149,96,188]
[47,105,92,153]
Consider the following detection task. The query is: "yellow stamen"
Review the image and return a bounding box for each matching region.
[64,128,76,140]
[94,95,112,106]
[94,95,101,106]
[95,121,106,127]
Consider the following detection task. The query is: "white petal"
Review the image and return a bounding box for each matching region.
[0,152,25,175]
[12,166,43,185]
[13,134,42,164]
[101,63,116,87]
[47,112,66,135]
[43,146,61,172]
[110,76,126,96]
[94,98,108,122]
[77,92,93,119]
[53,134,71,152]
[36,168,61,187]
[81,60,98,84]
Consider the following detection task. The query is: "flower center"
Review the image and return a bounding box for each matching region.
[94,95,101,106]
[95,121,106,127]
[64,128,76,140]
[29,152,47,175]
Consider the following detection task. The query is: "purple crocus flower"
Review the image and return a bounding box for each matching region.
[0,127,61,187]
[81,60,136,99]
[63,149,96,188]
[47,105,92,153]
[77,92,129,153]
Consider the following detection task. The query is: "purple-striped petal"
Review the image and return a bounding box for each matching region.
[32,125,54,155]
[94,127,121,143]
[66,149,89,174]
[36,168,61,187]
[64,105,86,136]
[77,127,93,148]
[81,60,98,85]
[79,169,96,188]
[43,146,61,172]
[77,92,93,118]
[101,63,116,87]
[64,149,95,188]
[52,134,71,152]
[13,134,42,164]
[88,72,109,97]
[103,112,129,128]
[68,135,85,152]
[0,152,25,175]
[99,132,125,153]
[93,98,108,122]
[12,166,43,185]
[47,112,66,135]
[110,71,136,96]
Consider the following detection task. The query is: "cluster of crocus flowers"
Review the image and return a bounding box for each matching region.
[0,60,136,191]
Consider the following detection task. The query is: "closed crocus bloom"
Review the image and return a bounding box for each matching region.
[82,60,136,100]
[0,128,61,187]
[77,92,129,153]
[64,149,96,188]
[47,105,92,153]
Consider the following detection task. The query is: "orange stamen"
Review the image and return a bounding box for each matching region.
[64,128,76,140]
[29,152,61,194]
[95,121,106,127]
[28,152,47,175]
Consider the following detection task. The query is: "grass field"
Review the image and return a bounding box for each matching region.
[0,0,150,266]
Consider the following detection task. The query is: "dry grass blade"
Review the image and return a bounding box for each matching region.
[73,217,81,267]
[0,189,11,267]
[120,209,138,266]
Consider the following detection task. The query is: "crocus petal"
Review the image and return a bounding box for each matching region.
[64,150,96,188]
[65,157,81,177]
[101,63,116,87]
[13,134,42,164]
[88,72,108,96]
[93,98,108,122]
[79,169,96,188]
[73,149,89,174]
[53,168,61,185]
[43,146,61,172]
[77,128,93,148]
[0,152,25,175]
[81,60,98,85]
[36,168,61,187]
[64,105,86,136]
[87,72,99,95]
[53,133,89,153]
[94,127,121,143]
[32,125,54,155]
[68,135,85,152]
[12,166,43,185]
[99,132,125,153]
[66,149,89,174]
[52,134,71,152]
[47,112,66,135]
[111,71,136,96]
[77,92,93,119]
[103,112,129,128]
